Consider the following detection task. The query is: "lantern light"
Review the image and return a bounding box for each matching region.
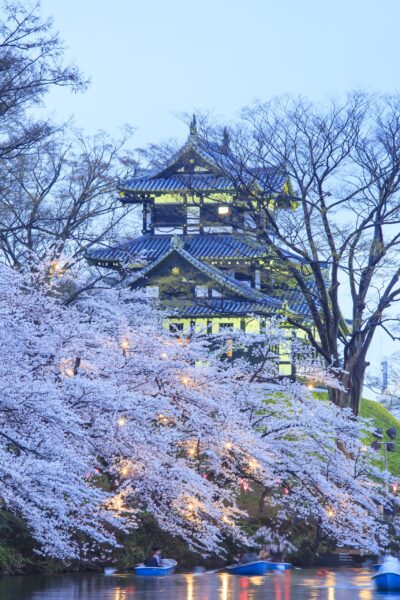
[117,416,126,427]
[120,464,130,476]
[218,206,231,216]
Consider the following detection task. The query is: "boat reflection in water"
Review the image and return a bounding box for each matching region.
[0,568,378,600]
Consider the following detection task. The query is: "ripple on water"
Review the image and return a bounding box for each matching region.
[0,567,380,600]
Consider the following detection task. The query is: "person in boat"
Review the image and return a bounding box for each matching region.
[143,547,162,567]
[259,546,270,560]
[241,548,260,564]
[232,552,243,564]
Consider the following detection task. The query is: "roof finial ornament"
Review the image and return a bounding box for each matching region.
[221,127,230,153]
[171,235,184,249]
[189,113,197,136]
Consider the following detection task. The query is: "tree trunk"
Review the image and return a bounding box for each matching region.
[328,357,368,416]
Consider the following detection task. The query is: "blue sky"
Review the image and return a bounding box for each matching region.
[42,0,400,147]
[41,0,400,380]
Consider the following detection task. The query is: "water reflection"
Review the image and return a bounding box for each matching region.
[0,568,384,600]
[327,571,336,600]
[220,572,230,600]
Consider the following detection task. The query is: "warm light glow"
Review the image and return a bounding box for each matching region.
[120,462,131,477]
[160,352,168,360]
[222,515,234,526]
[240,478,251,492]
[327,508,335,518]
[187,502,195,511]
[109,494,124,511]
[185,574,194,600]
[218,206,231,216]
[50,260,65,276]
[184,439,198,457]
[171,266,180,275]
[220,572,229,600]
[113,587,127,600]
[392,482,399,493]
[225,441,233,450]
[327,571,336,600]
[307,383,314,390]
[248,458,260,471]
[120,339,130,351]
[157,413,173,426]
[117,416,126,427]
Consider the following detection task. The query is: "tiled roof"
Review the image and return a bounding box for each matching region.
[87,234,268,264]
[122,241,282,308]
[121,171,287,194]
[120,130,287,195]
[167,299,280,317]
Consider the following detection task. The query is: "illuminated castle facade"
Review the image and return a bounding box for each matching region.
[88,118,316,374]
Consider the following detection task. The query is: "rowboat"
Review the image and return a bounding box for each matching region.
[134,558,177,577]
[226,560,269,576]
[372,557,400,592]
[264,561,292,571]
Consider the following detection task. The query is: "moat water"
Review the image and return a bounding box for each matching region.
[0,568,389,600]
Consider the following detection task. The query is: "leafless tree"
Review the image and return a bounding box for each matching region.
[0,129,139,268]
[190,93,400,415]
[0,2,139,271]
[0,1,86,159]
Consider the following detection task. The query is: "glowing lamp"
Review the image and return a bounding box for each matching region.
[218,206,231,216]
[225,442,233,450]
[117,416,126,427]
[327,508,334,518]
[120,339,130,352]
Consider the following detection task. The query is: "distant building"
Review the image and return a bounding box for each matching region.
[87,117,320,375]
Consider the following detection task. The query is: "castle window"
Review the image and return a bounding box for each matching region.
[201,204,244,226]
[211,289,222,297]
[195,286,208,297]
[146,286,159,299]
[219,323,234,331]
[169,323,184,334]
[218,206,231,216]
[153,204,185,226]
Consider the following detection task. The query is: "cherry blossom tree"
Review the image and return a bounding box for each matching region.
[0,261,397,559]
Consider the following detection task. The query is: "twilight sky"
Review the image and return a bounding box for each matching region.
[40,0,400,380]
[42,0,400,147]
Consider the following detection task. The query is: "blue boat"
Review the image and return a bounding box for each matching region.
[372,557,400,592]
[135,558,177,577]
[264,562,292,571]
[226,560,269,576]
